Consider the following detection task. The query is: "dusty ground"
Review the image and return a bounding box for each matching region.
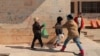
[0,33,100,56]
[82,18,100,43]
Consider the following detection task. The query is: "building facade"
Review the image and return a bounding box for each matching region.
[71,0,100,18]
[0,0,70,44]
[0,0,99,44]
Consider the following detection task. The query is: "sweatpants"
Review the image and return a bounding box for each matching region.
[55,34,64,44]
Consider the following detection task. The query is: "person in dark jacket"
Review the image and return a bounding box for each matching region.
[31,17,44,49]
[53,16,64,47]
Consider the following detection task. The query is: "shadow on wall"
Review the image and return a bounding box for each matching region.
[0,0,45,24]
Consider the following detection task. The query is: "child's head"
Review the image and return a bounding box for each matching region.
[57,16,63,23]
[67,14,73,20]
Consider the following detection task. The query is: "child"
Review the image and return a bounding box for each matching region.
[74,13,84,35]
[60,14,84,56]
[74,13,84,43]
[31,17,44,49]
[54,16,64,47]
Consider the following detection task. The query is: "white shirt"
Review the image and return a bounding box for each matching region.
[77,17,82,28]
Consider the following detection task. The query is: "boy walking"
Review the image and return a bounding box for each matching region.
[54,16,64,47]
[74,13,84,35]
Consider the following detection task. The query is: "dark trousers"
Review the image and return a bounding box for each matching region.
[31,33,43,48]
[78,27,82,43]
[78,28,81,35]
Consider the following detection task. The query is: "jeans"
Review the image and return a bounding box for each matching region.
[63,37,83,50]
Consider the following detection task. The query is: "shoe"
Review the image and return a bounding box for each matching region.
[41,46,45,49]
[31,48,37,50]
[79,50,84,56]
[60,46,66,52]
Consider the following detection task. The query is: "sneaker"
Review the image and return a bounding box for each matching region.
[31,48,37,50]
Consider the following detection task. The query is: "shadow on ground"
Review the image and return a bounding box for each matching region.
[6,45,81,56]
[6,46,30,49]
[85,26,100,29]
[0,53,9,56]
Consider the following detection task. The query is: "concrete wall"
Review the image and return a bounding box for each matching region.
[0,0,70,44]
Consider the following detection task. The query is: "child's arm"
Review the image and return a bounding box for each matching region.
[62,22,67,28]
[53,24,56,28]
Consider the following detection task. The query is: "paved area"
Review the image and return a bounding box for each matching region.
[0,33,100,56]
[83,28,100,44]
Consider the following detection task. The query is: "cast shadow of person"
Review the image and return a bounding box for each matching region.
[6,45,81,56]
[6,45,30,49]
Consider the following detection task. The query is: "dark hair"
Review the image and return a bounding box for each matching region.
[57,16,63,23]
[67,14,73,20]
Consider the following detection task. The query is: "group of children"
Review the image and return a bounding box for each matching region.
[31,14,84,56]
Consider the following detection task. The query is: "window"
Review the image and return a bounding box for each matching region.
[71,2,74,13]
[82,2,100,13]
[71,2,80,13]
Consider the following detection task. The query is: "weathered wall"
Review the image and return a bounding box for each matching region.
[0,0,70,44]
